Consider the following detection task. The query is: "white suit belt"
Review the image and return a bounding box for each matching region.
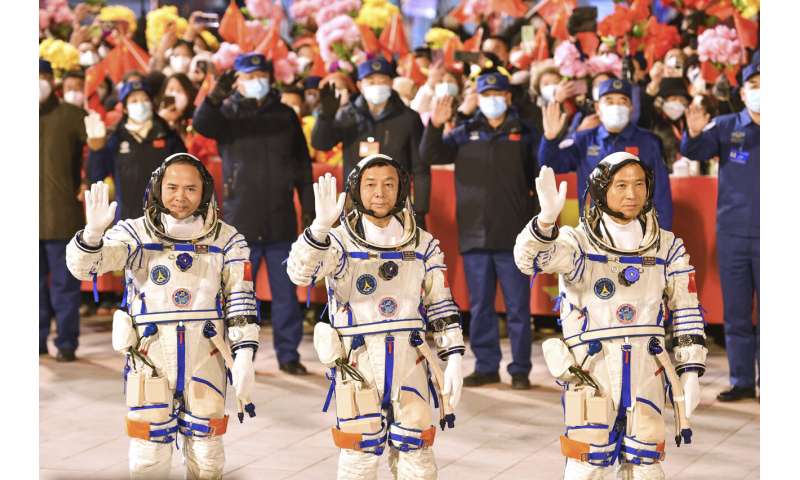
[133,309,222,325]
[335,318,425,337]
[564,325,665,349]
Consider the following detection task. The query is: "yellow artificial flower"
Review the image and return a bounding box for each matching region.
[425,27,457,49]
[355,0,400,31]
[199,31,219,52]
[39,38,80,74]
[146,6,188,52]
[99,5,138,34]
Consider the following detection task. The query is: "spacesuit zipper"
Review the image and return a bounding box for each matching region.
[176,321,186,397]
[382,335,395,410]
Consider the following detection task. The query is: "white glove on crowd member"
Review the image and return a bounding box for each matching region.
[442,354,463,410]
[681,371,701,418]
[84,110,106,139]
[232,349,255,404]
[535,166,568,227]
[310,173,346,240]
[83,181,118,245]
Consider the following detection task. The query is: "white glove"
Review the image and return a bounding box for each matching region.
[84,110,106,139]
[681,371,700,418]
[232,349,255,403]
[442,354,463,410]
[83,181,118,245]
[310,173,346,240]
[535,166,568,226]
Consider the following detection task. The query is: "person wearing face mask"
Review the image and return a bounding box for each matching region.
[167,41,194,76]
[540,78,673,229]
[157,73,198,143]
[88,80,186,222]
[410,62,462,127]
[66,154,261,479]
[311,57,429,227]
[78,42,100,68]
[421,69,540,390]
[646,78,692,171]
[303,76,322,114]
[193,53,314,376]
[39,59,89,362]
[514,155,707,480]
[61,71,86,108]
[681,61,760,403]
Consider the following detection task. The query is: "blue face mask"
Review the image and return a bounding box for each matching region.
[242,78,270,100]
[478,95,507,119]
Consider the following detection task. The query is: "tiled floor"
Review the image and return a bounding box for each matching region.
[40,320,759,479]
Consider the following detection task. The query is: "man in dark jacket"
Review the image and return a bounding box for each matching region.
[39,59,87,361]
[311,57,429,224]
[89,81,186,220]
[421,70,540,390]
[193,53,314,375]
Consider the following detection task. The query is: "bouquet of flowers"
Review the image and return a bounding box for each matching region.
[146,6,188,53]
[98,5,138,34]
[316,14,361,69]
[356,0,400,32]
[40,0,75,41]
[450,0,527,24]
[697,24,744,84]
[273,52,300,84]
[212,42,243,71]
[554,41,588,79]
[315,0,361,28]
[290,0,324,27]
[39,38,80,75]
[425,28,457,50]
[586,53,623,78]
[245,0,276,20]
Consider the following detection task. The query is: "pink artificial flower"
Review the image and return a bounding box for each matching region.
[52,5,74,24]
[40,9,51,31]
[587,53,623,78]
[554,41,588,79]
[46,0,68,9]
[697,25,743,66]
[246,0,273,20]
[213,42,243,71]
[314,0,361,27]
[316,14,359,63]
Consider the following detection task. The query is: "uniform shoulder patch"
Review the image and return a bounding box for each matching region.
[558,138,574,149]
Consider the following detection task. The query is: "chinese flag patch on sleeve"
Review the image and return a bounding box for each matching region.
[243,261,253,282]
[688,272,697,293]
[625,146,639,155]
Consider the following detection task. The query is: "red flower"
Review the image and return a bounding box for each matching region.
[642,16,681,70]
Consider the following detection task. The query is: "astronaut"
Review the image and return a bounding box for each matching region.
[514,153,707,479]
[66,153,260,479]
[286,154,464,479]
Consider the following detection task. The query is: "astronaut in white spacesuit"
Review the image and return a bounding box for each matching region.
[66,153,260,479]
[514,153,707,480]
[286,154,464,480]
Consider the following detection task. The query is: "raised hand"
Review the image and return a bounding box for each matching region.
[310,173,346,238]
[535,166,568,226]
[319,83,341,118]
[431,95,454,128]
[83,181,117,245]
[686,101,710,138]
[542,101,567,140]
[208,70,236,105]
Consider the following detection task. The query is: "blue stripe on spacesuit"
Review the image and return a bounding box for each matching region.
[176,324,186,396]
[382,336,395,409]
[191,376,224,397]
[635,397,661,415]
[668,268,695,276]
[621,345,632,409]
[141,243,223,254]
[400,386,426,401]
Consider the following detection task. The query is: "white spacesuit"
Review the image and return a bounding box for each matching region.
[287,154,464,479]
[66,154,260,479]
[514,154,707,480]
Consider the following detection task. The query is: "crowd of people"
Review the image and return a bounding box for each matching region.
[40,0,759,402]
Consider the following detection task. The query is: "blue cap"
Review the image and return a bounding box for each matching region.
[119,80,150,104]
[39,58,53,75]
[303,76,321,90]
[597,78,632,99]
[357,57,396,80]
[234,53,272,74]
[743,62,760,82]
[476,71,510,93]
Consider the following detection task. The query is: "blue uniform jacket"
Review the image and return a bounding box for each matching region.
[538,122,673,230]
[680,109,759,237]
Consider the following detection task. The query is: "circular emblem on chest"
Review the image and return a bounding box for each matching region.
[378,297,398,317]
[172,288,192,308]
[356,274,377,295]
[176,253,194,272]
[378,261,399,281]
[150,265,171,285]
[616,304,637,324]
[594,277,616,300]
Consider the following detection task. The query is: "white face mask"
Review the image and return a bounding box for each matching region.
[170,56,191,74]
[167,92,188,111]
[478,95,508,119]
[539,84,557,103]
[39,79,52,103]
[241,78,270,100]
[744,86,760,113]
[362,84,392,105]
[79,50,98,67]
[434,82,458,98]
[127,102,152,123]
[64,90,85,107]
[662,100,686,121]
[296,56,311,72]
[599,103,630,131]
